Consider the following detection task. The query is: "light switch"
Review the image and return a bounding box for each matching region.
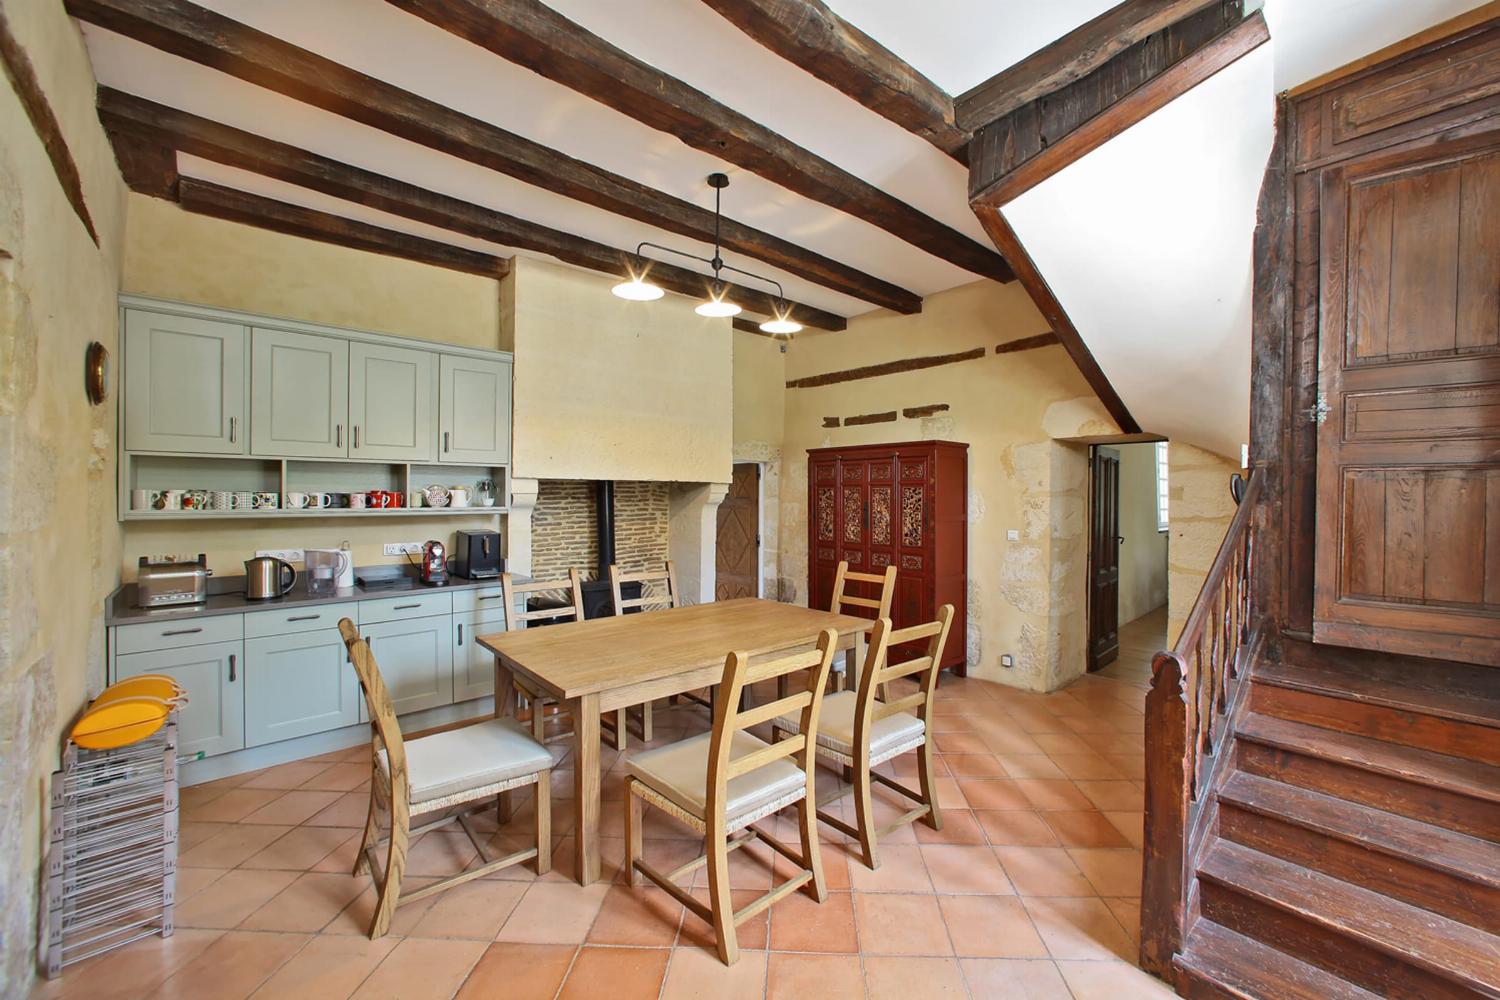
[1006,529,1020,541]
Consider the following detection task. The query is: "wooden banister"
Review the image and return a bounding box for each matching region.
[1140,472,1262,977]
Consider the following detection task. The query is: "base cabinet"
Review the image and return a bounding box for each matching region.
[364,615,454,715]
[453,612,503,702]
[116,640,245,757]
[244,630,361,747]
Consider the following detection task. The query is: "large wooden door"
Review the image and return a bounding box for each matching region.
[1089,446,1122,670]
[715,463,760,600]
[1314,135,1500,666]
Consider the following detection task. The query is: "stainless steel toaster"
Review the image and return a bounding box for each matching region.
[136,554,212,608]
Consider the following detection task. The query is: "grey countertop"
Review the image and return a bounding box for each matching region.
[106,566,516,626]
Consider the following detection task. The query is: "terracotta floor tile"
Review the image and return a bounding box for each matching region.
[1074,780,1145,812]
[175,869,302,929]
[996,755,1068,779]
[557,946,670,1000]
[1106,897,1142,944]
[992,847,1094,897]
[912,807,986,845]
[587,885,683,946]
[939,894,1049,958]
[853,893,951,955]
[349,937,487,1000]
[659,946,767,1000]
[1105,811,1145,849]
[323,878,438,938]
[242,872,372,933]
[847,844,931,892]
[1022,896,1136,961]
[496,881,611,944]
[179,820,233,851]
[766,953,865,1000]
[304,791,373,828]
[863,955,968,999]
[248,933,396,1000]
[176,866,229,903]
[241,790,344,826]
[1056,959,1179,998]
[405,878,528,939]
[933,732,990,754]
[1041,811,1132,848]
[155,930,310,1000]
[933,776,969,809]
[299,761,372,792]
[29,928,223,1000]
[942,753,1008,778]
[920,845,1015,895]
[958,958,1072,999]
[401,830,481,877]
[240,761,332,790]
[454,943,576,1000]
[975,810,1058,847]
[769,888,858,953]
[1030,733,1096,756]
[185,788,287,824]
[1104,754,1147,780]
[678,888,769,953]
[180,824,294,869]
[977,729,1047,756]
[1048,753,1126,780]
[241,826,356,871]
[1013,779,1096,812]
[311,831,366,873]
[1067,848,1144,897]
[956,778,1031,811]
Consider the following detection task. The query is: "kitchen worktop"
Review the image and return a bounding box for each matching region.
[105,567,519,626]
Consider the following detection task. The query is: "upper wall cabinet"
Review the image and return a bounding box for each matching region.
[440,354,511,465]
[123,310,248,455]
[349,342,436,462]
[251,328,350,459]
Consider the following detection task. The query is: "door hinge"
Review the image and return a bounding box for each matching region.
[755,534,761,546]
[1306,393,1331,424]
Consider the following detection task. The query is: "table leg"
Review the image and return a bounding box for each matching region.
[571,693,602,885]
[845,633,865,691]
[494,658,517,822]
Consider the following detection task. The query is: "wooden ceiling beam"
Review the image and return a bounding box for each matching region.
[387,0,1005,286]
[66,0,910,315]
[696,0,968,162]
[968,4,1268,207]
[954,0,1222,130]
[99,91,848,330]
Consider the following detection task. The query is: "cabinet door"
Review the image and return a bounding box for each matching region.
[452,612,503,703]
[251,328,349,458]
[439,354,511,464]
[116,640,244,758]
[363,616,453,715]
[808,458,840,612]
[349,342,436,462]
[123,309,247,454]
[244,630,360,746]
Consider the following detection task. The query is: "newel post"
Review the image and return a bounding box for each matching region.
[1139,651,1189,978]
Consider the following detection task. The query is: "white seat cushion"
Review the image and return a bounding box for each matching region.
[626,731,805,827]
[778,690,924,759]
[380,718,552,806]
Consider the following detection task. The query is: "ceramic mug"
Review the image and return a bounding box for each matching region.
[234,490,254,510]
[285,491,311,509]
[252,491,279,510]
[131,489,160,511]
[350,492,368,510]
[211,490,240,511]
[306,492,333,509]
[159,490,184,511]
[449,486,470,508]
[183,489,209,510]
[327,492,350,509]
[408,491,424,509]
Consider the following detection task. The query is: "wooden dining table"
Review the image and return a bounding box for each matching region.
[477,597,873,885]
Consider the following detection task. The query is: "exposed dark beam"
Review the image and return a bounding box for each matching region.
[972,206,1140,434]
[969,5,1267,207]
[66,0,911,314]
[995,332,1061,354]
[0,7,98,243]
[98,90,846,331]
[177,178,511,279]
[699,0,968,162]
[954,0,1221,130]
[786,346,985,389]
[387,0,1003,286]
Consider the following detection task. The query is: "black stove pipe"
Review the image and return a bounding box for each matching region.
[595,480,615,579]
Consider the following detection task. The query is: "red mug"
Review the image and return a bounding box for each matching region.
[368,490,393,509]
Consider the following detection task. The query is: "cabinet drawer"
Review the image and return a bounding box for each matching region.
[244,602,360,638]
[452,586,505,614]
[115,614,244,655]
[358,592,453,624]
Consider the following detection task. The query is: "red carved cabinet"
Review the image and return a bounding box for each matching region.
[807,440,968,674]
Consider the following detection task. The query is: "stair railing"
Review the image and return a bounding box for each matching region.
[1140,471,1262,977]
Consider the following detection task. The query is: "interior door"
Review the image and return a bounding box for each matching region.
[1314,135,1500,666]
[1089,446,1122,670]
[348,341,435,462]
[715,463,760,600]
[250,328,349,458]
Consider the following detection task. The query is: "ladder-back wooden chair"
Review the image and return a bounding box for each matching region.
[774,605,953,870]
[604,560,681,743]
[624,628,839,965]
[778,560,896,699]
[338,619,552,938]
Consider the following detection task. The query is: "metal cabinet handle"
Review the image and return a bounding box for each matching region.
[394,603,421,610]
[336,424,343,448]
[458,623,464,646]
[287,614,320,622]
[229,417,237,444]
[228,653,237,682]
[477,594,501,601]
[162,627,202,636]
[353,426,360,449]
[443,431,450,453]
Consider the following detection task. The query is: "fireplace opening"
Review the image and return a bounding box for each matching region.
[528,480,643,621]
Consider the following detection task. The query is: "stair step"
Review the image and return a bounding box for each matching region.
[1176,919,1383,1000]
[1272,640,1500,728]
[1199,841,1500,997]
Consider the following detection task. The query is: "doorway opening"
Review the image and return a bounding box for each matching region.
[1088,442,1169,682]
[714,462,761,600]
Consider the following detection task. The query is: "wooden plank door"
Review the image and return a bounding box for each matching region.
[715,463,760,600]
[1314,135,1500,666]
[1089,446,1122,670]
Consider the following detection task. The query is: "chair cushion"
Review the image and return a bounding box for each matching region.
[778,690,924,759]
[626,731,805,827]
[380,717,553,806]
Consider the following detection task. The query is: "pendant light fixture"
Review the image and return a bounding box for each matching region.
[610,173,803,337]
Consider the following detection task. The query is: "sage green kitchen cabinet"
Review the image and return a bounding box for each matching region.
[115,640,245,758]
[244,630,361,746]
[348,342,436,462]
[363,615,454,715]
[439,354,511,465]
[123,309,248,455]
[251,328,349,459]
[452,611,504,702]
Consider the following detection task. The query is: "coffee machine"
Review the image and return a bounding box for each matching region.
[420,539,448,586]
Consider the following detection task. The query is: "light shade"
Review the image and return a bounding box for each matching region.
[695,297,742,318]
[612,277,664,301]
[759,316,802,336]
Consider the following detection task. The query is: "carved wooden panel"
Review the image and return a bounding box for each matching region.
[845,549,863,566]
[817,547,836,561]
[871,462,893,481]
[871,486,892,545]
[1345,384,1500,442]
[843,487,864,544]
[901,554,923,571]
[816,487,835,543]
[815,463,836,482]
[901,460,926,480]
[841,463,864,481]
[871,552,891,569]
[901,485,925,547]
[1331,27,1500,147]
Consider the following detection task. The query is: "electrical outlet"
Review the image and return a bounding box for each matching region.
[256,548,304,564]
[383,542,424,556]
[1006,529,1020,541]
[1000,654,1014,669]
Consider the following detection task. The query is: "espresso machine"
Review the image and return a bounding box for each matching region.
[420,539,448,586]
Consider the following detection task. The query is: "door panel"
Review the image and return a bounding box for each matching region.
[1089,447,1122,670]
[363,615,454,715]
[123,310,247,455]
[715,463,760,600]
[453,612,503,703]
[809,459,839,612]
[439,354,511,464]
[349,342,435,462]
[251,328,349,458]
[1315,136,1500,665]
[116,641,244,758]
[244,630,359,746]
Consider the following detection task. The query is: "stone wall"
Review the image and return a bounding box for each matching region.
[529,479,671,591]
[1167,442,1243,645]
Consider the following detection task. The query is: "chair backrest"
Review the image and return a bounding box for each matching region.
[704,629,838,828]
[608,560,680,615]
[338,618,408,803]
[850,606,955,758]
[500,569,585,630]
[830,561,897,619]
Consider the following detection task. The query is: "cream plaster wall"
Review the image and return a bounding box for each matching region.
[0,5,128,989]
[506,257,732,485]
[1167,442,1243,645]
[732,329,786,599]
[778,280,1118,692]
[1117,441,1169,625]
